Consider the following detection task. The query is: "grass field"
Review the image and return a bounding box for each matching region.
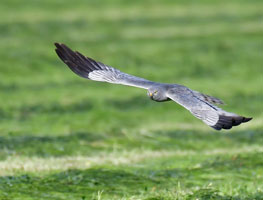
[0,0,263,199]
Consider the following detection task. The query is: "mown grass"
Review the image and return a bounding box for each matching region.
[0,0,262,199]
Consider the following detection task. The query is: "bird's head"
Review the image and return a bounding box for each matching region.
[147,87,170,102]
[147,89,158,100]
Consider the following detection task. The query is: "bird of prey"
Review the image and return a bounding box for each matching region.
[54,43,252,130]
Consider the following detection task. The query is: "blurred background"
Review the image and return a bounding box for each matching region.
[0,0,262,199]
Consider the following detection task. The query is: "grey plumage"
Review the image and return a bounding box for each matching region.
[55,43,154,89]
[55,43,252,130]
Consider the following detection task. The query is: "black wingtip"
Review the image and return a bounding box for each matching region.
[54,42,62,49]
[211,115,253,131]
[54,42,105,80]
[243,117,253,123]
[54,43,73,54]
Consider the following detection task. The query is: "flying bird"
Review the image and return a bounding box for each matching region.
[54,43,252,130]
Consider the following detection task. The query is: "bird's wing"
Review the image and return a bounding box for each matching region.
[55,43,154,89]
[166,85,252,130]
[192,90,224,105]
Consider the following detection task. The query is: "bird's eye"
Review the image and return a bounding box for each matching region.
[154,91,158,94]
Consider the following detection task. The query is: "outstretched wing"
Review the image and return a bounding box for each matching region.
[166,85,252,130]
[55,43,154,89]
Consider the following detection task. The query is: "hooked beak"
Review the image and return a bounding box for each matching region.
[149,92,154,100]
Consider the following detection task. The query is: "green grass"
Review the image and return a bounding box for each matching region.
[0,0,263,199]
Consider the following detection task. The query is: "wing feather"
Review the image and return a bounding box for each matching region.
[192,90,224,105]
[166,85,252,130]
[55,43,154,89]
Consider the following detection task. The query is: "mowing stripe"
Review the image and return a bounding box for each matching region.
[0,146,262,176]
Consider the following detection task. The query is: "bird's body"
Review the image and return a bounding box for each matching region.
[55,43,252,130]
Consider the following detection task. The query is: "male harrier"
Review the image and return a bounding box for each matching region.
[55,43,252,130]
